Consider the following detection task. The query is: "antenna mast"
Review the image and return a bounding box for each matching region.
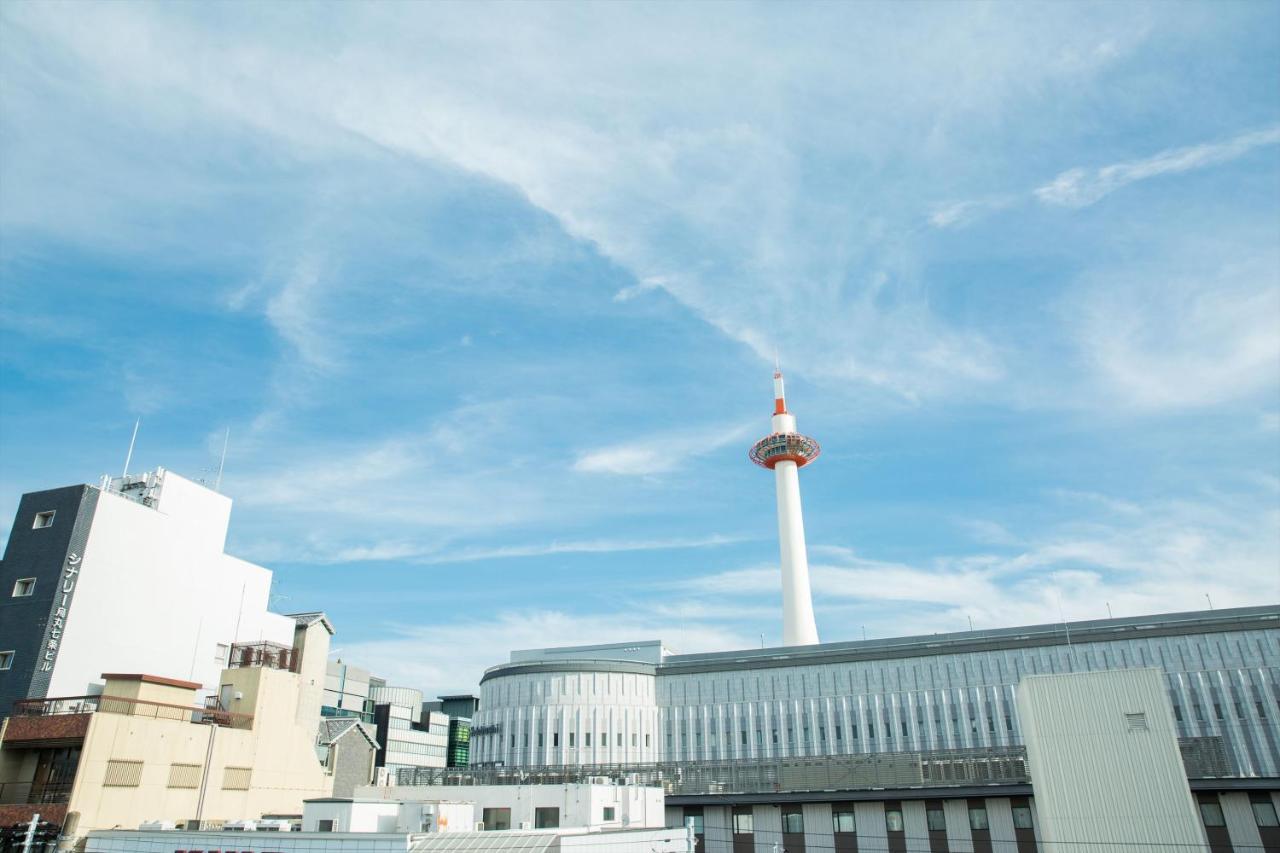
[214,427,230,492]
[122,419,140,477]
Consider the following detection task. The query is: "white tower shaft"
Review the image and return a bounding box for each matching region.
[774,458,819,645]
[750,371,822,647]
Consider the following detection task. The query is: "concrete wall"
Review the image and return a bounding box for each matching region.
[1018,667,1205,853]
[62,663,331,843]
[50,470,295,701]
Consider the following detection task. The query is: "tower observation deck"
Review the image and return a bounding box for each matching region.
[750,369,821,645]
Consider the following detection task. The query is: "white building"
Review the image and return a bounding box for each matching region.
[1,467,297,715]
[356,783,667,832]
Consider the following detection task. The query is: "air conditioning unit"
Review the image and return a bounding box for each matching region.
[223,820,255,831]
[474,822,485,831]
[139,821,176,831]
[519,822,532,830]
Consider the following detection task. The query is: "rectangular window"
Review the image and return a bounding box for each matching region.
[831,810,855,833]
[167,763,202,789]
[221,766,251,790]
[0,651,14,671]
[33,511,55,529]
[617,733,622,747]
[602,807,615,821]
[569,733,575,748]
[104,759,143,787]
[317,820,334,832]
[885,809,904,831]
[1012,806,1034,829]
[969,806,989,830]
[645,733,650,747]
[584,733,591,747]
[12,578,36,597]
[781,808,803,834]
[734,808,755,834]
[482,808,511,831]
[1252,800,1280,827]
[553,732,559,747]
[538,733,544,748]
[926,808,946,831]
[1200,801,1226,827]
[535,807,559,829]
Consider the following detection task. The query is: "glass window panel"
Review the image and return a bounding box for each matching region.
[1012,806,1034,829]
[1200,802,1226,828]
[969,807,989,830]
[1252,801,1278,827]
[885,809,904,832]
[927,809,946,831]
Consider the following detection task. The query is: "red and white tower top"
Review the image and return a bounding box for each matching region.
[750,369,821,469]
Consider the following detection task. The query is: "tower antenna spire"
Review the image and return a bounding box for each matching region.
[214,427,230,492]
[749,367,821,646]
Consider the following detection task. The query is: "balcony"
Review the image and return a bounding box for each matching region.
[9,694,253,732]
[0,781,72,806]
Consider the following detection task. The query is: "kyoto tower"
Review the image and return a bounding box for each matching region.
[749,367,821,645]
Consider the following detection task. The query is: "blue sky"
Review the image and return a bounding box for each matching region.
[1,2,1278,696]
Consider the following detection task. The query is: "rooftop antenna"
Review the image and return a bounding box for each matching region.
[214,427,230,492]
[1205,593,1214,611]
[1106,601,1113,620]
[121,418,140,477]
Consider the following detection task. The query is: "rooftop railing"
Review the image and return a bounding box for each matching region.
[393,745,1031,795]
[229,641,298,672]
[11,694,253,730]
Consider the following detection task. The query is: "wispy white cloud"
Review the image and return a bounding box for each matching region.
[1064,246,1280,409]
[339,609,756,695]
[1035,125,1280,208]
[676,489,1280,637]
[931,124,1280,229]
[574,421,754,476]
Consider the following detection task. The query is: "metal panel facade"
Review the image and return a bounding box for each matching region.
[1017,668,1205,852]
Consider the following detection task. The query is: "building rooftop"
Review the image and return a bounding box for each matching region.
[483,604,1279,682]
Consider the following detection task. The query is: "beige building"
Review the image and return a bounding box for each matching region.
[0,612,336,848]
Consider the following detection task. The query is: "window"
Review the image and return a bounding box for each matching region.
[969,806,989,830]
[781,808,803,834]
[317,820,334,833]
[482,808,511,831]
[535,808,559,829]
[926,808,946,831]
[602,807,615,822]
[33,511,55,529]
[617,733,622,747]
[1252,800,1279,827]
[885,809,904,831]
[0,651,13,671]
[734,808,755,834]
[684,812,704,836]
[569,733,575,748]
[1199,801,1226,828]
[553,732,559,747]
[831,810,854,833]
[1012,806,1034,829]
[584,733,592,747]
[645,734,650,747]
[12,578,36,597]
